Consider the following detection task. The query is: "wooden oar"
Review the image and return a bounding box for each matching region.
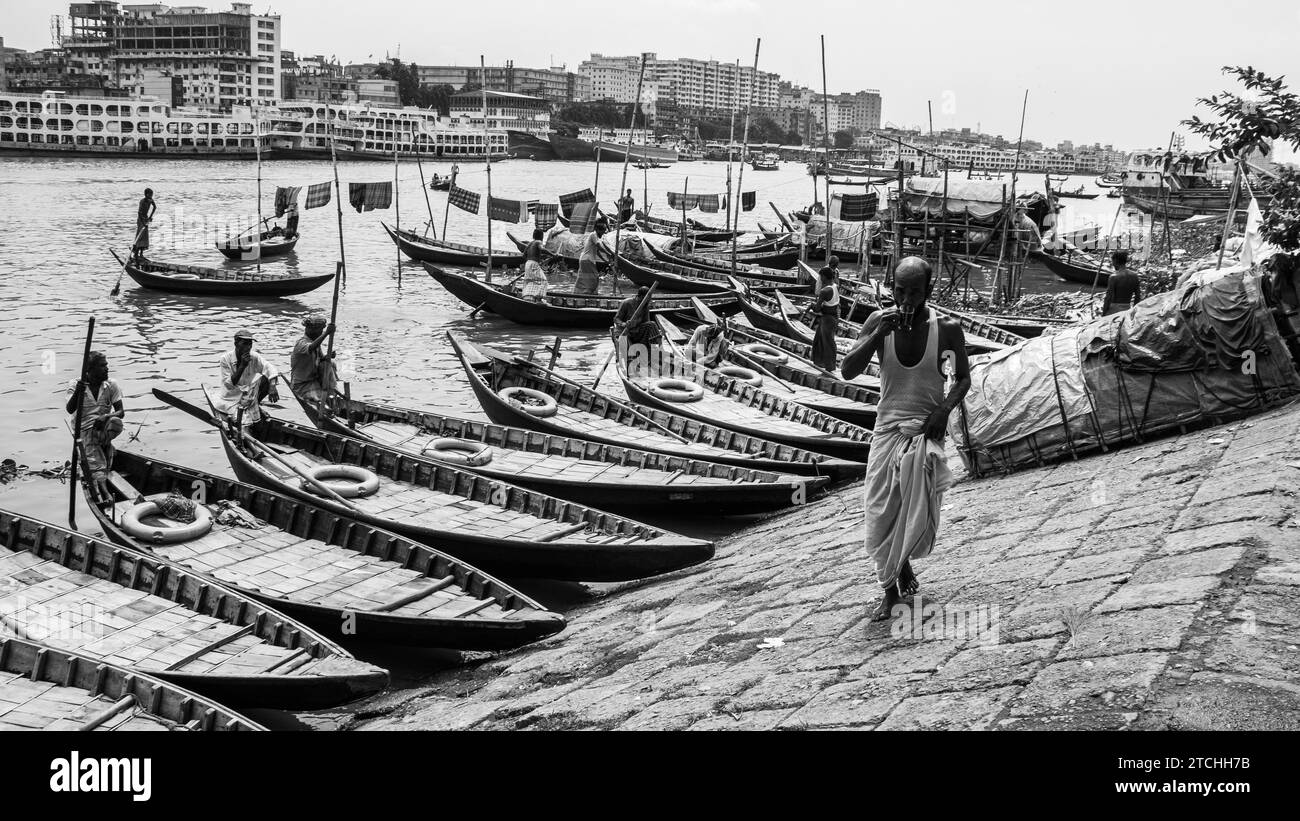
[68,317,95,529]
[109,230,144,296]
[151,388,364,514]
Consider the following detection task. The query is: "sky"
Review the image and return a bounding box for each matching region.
[5,0,1298,159]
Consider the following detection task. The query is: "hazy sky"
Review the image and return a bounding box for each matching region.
[6,0,1298,158]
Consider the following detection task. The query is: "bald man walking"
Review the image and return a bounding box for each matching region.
[843,257,971,622]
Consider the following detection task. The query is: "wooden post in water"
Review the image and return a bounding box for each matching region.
[680,177,690,250]
[481,56,494,283]
[731,39,761,280]
[394,118,401,285]
[611,54,647,295]
[1007,90,1028,302]
[328,108,348,290]
[726,58,739,233]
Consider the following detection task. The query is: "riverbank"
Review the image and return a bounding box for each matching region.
[333,399,1300,731]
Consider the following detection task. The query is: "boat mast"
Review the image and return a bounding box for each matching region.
[726,58,738,234]
[611,54,647,296]
[820,35,832,261]
[394,113,401,285]
[731,39,760,280]
[481,55,494,283]
[327,108,347,360]
[255,104,263,239]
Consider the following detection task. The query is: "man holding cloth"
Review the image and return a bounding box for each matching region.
[843,257,970,622]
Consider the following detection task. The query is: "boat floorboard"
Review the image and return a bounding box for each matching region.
[0,669,178,731]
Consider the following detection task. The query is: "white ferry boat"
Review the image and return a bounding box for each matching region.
[265,101,509,161]
[0,90,261,159]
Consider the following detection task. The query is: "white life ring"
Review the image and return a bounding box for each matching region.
[422,437,493,467]
[649,378,705,403]
[716,365,763,387]
[499,386,558,418]
[121,495,214,544]
[738,342,788,366]
[301,464,380,498]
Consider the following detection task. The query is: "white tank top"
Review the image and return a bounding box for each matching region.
[877,310,946,428]
[822,282,840,308]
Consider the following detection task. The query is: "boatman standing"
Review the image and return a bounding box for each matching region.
[575,221,612,294]
[617,189,636,224]
[290,313,337,405]
[810,262,841,372]
[132,188,156,261]
[212,329,279,426]
[1102,250,1141,316]
[842,257,970,623]
[65,351,125,497]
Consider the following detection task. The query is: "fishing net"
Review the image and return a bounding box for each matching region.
[156,492,198,523]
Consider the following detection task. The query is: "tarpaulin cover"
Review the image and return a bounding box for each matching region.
[804,216,879,254]
[950,270,1300,475]
[903,178,1011,220]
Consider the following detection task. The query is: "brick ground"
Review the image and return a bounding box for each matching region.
[354,401,1300,731]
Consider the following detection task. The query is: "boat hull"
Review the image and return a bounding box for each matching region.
[120,254,333,297]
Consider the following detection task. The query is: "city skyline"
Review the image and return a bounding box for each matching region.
[4,0,1297,161]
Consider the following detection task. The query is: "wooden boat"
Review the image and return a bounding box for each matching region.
[291,386,824,515]
[83,445,564,648]
[618,253,812,296]
[929,305,1030,349]
[199,388,713,582]
[636,213,743,243]
[425,264,739,328]
[749,154,780,171]
[1054,188,1099,200]
[659,315,879,428]
[215,229,299,260]
[674,236,788,256]
[666,239,800,270]
[645,240,804,284]
[384,223,524,268]
[450,332,865,481]
[1095,173,1123,188]
[1028,249,1112,287]
[979,313,1075,338]
[1,508,388,708]
[616,341,873,461]
[0,636,264,731]
[111,251,334,297]
[688,296,882,391]
[429,178,452,191]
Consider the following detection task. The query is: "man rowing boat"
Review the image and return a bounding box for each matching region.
[212,329,279,425]
[132,188,156,262]
[842,257,970,622]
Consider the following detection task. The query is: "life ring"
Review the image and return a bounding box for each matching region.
[422,437,493,467]
[738,343,788,366]
[121,495,214,544]
[649,377,704,403]
[499,386,558,418]
[716,365,763,387]
[301,464,380,498]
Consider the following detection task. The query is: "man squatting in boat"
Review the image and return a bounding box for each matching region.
[65,351,125,497]
[291,313,338,405]
[211,329,280,426]
[842,257,971,621]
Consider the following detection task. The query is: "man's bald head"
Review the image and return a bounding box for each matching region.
[894,257,931,288]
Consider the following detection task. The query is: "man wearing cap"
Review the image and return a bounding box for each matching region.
[213,329,279,424]
[291,313,337,405]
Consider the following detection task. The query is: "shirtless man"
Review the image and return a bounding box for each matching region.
[843,257,971,621]
[1102,250,1141,316]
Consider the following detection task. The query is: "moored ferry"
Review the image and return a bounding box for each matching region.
[0,90,261,159]
[265,101,509,161]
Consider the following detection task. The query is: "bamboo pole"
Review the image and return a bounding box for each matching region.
[1215,160,1244,271]
[726,58,739,234]
[254,105,263,251]
[680,176,690,249]
[415,142,435,238]
[441,164,458,240]
[68,317,95,529]
[1161,131,1176,264]
[611,55,647,296]
[820,35,832,261]
[328,108,347,296]
[1007,90,1028,301]
[731,39,761,280]
[394,117,401,285]
[481,55,494,283]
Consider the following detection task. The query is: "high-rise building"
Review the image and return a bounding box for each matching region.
[414,63,588,106]
[577,54,658,120]
[449,89,550,133]
[281,51,357,103]
[62,2,281,112]
[581,53,780,117]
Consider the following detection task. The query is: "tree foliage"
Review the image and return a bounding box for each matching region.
[833,130,855,150]
[1185,66,1300,252]
[372,59,452,113]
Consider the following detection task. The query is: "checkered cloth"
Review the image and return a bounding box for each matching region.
[533,203,560,231]
[488,196,529,223]
[667,192,701,211]
[348,182,392,213]
[274,186,302,218]
[698,194,720,213]
[837,192,878,221]
[449,183,481,215]
[305,181,332,210]
[741,191,757,212]
[559,188,596,218]
[568,201,600,234]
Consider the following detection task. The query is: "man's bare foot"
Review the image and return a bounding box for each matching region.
[870,582,905,622]
[899,561,919,597]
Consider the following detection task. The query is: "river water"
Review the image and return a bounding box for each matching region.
[0,155,1128,534]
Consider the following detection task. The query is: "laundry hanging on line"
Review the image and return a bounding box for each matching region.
[448,183,481,215]
[348,181,392,213]
[304,181,332,210]
[273,186,302,218]
[488,196,529,223]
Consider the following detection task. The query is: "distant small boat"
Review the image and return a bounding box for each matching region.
[750,153,780,171]
[216,228,299,260]
[1095,173,1123,188]
[1055,186,1099,200]
[429,177,451,191]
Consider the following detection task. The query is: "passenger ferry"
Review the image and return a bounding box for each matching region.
[0,90,260,158]
[0,91,509,162]
[263,101,508,161]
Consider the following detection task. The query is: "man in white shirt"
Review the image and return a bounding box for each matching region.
[213,328,279,424]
